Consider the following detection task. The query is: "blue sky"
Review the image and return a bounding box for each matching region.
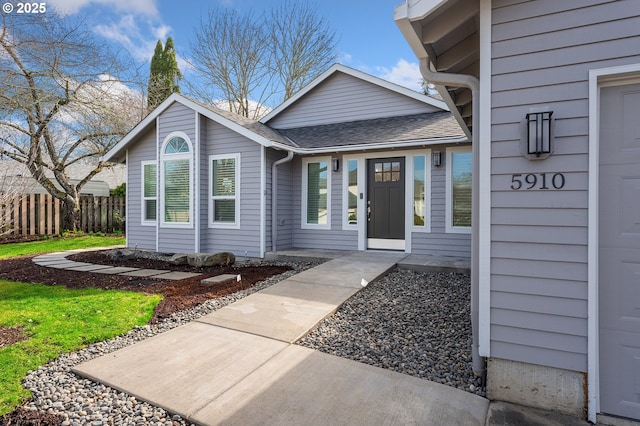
[45,0,422,92]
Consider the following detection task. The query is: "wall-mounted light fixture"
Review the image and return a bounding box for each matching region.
[526,111,553,159]
[331,158,340,172]
[432,151,442,167]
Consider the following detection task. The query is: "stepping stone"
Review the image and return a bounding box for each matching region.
[201,274,239,285]
[47,262,92,269]
[91,267,140,274]
[121,269,171,277]
[64,264,117,272]
[154,271,201,280]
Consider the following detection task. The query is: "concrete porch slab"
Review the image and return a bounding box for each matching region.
[197,280,359,343]
[191,345,489,426]
[72,322,289,418]
[290,254,405,289]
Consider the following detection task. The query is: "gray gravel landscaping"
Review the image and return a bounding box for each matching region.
[298,268,485,396]
[15,262,483,425]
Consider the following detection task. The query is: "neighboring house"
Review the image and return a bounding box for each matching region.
[396,0,640,423]
[102,64,470,258]
[0,160,125,197]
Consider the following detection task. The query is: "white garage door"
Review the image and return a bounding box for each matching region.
[599,82,640,420]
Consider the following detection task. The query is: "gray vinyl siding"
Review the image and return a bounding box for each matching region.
[157,101,196,254]
[200,120,263,258]
[289,148,471,255]
[267,72,440,129]
[126,127,157,250]
[489,0,640,372]
[411,144,471,257]
[267,149,294,251]
[292,156,358,250]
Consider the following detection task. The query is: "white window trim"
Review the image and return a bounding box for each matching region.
[301,156,331,230]
[141,160,157,226]
[160,131,193,229]
[342,155,360,231]
[409,151,432,233]
[209,153,241,229]
[446,146,472,234]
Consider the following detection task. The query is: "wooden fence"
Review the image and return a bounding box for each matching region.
[1,194,125,236]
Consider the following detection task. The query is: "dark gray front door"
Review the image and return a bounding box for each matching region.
[367,158,404,249]
[599,82,640,420]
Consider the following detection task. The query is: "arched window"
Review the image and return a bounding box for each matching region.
[161,133,192,226]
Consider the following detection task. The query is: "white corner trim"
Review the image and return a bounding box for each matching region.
[587,62,640,424]
[125,149,129,247]
[194,111,200,253]
[260,146,266,258]
[478,0,492,359]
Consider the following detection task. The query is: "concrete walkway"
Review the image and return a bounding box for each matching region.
[71,251,490,425]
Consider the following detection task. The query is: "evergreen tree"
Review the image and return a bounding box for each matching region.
[147,37,182,111]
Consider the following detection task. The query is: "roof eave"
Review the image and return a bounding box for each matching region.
[271,135,469,154]
[394,0,477,138]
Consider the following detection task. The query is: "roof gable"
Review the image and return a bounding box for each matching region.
[102,94,296,163]
[260,63,449,128]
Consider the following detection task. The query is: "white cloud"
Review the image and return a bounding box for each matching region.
[94,15,171,63]
[48,0,158,17]
[376,59,423,92]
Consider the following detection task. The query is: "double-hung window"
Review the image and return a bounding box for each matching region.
[302,157,331,229]
[446,146,472,233]
[141,161,157,224]
[161,134,192,227]
[210,153,240,228]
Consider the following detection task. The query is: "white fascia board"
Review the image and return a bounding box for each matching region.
[261,63,449,124]
[270,135,468,155]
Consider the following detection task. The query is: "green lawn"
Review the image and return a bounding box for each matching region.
[0,234,159,416]
[0,235,126,259]
[0,281,161,415]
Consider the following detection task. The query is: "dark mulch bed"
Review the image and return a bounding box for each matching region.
[0,407,65,426]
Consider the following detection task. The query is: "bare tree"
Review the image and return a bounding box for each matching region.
[269,1,337,100]
[189,9,273,119]
[0,166,36,237]
[0,13,143,231]
[188,3,337,119]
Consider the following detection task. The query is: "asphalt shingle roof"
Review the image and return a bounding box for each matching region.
[277,112,465,149]
[189,99,299,148]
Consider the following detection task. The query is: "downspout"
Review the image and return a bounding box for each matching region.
[419,58,484,376]
[271,150,294,252]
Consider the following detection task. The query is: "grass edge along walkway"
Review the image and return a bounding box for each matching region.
[0,235,126,260]
[0,280,161,415]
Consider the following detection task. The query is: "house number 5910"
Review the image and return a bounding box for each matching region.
[510,173,565,190]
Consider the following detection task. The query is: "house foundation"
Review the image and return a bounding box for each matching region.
[486,358,586,419]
